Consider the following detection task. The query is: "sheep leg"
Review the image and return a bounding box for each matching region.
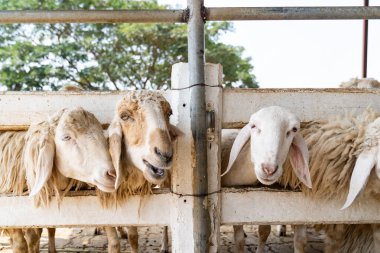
[9,229,28,253]
[127,226,138,253]
[233,225,245,253]
[293,225,307,253]
[276,225,287,236]
[256,225,271,253]
[117,227,128,239]
[324,224,344,253]
[372,224,380,253]
[25,228,43,253]
[105,226,121,253]
[160,226,169,253]
[47,228,57,253]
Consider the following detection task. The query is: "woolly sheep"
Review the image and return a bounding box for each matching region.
[99,91,180,253]
[339,77,380,89]
[256,109,380,253]
[38,89,176,253]
[221,106,312,253]
[0,106,117,253]
[273,77,380,240]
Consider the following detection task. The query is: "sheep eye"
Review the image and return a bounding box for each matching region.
[120,113,133,122]
[251,124,256,129]
[62,135,71,141]
[292,127,298,132]
[168,109,173,117]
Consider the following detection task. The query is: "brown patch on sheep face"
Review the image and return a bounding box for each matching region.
[114,91,175,186]
[117,100,147,147]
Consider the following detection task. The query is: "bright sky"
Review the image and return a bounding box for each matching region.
[158,0,380,88]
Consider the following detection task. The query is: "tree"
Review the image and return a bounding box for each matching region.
[0,0,258,91]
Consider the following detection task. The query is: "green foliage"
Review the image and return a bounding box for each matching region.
[0,0,258,91]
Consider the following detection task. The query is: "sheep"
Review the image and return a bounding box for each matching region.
[254,109,380,253]
[0,106,117,253]
[272,77,380,240]
[97,91,180,253]
[221,106,312,253]
[339,77,380,88]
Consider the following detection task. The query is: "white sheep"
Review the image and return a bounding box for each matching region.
[0,106,117,253]
[97,91,180,253]
[339,77,380,88]
[273,77,380,240]
[254,109,380,253]
[221,106,312,253]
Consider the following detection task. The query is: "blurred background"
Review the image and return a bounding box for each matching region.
[0,0,378,90]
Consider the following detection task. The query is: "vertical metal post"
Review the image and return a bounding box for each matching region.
[362,0,369,78]
[187,0,210,252]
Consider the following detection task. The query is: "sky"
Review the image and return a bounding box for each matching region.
[158,0,380,88]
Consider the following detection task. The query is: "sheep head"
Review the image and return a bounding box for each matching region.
[108,91,180,187]
[24,107,117,196]
[223,106,311,188]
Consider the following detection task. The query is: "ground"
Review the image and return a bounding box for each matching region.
[0,225,324,252]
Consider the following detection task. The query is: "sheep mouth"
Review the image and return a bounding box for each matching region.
[257,177,277,186]
[94,178,116,192]
[143,159,166,178]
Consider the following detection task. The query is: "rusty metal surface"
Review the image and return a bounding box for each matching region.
[0,10,187,23]
[362,0,369,78]
[207,6,380,20]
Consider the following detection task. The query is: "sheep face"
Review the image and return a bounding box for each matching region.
[248,107,301,184]
[25,107,117,197]
[223,106,311,188]
[108,91,180,187]
[54,108,116,193]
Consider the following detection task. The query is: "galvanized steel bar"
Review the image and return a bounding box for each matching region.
[206,6,380,20]
[187,0,210,252]
[0,10,187,23]
[362,0,369,78]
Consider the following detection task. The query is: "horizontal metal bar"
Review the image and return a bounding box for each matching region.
[0,7,379,24]
[0,10,187,23]
[207,6,380,20]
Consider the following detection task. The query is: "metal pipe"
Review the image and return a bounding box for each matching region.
[0,6,379,24]
[187,0,209,252]
[362,0,369,78]
[0,10,187,23]
[206,6,380,20]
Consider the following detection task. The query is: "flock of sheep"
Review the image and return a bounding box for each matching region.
[0,77,379,253]
[0,90,179,253]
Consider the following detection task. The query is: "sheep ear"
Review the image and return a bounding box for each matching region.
[108,117,123,189]
[28,133,55,197]
[289,133,312,188]
[169,124,183,141]
[341,150,376,210]
[221,123,252,177]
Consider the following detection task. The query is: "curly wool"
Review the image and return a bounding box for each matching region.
[279,108,379,202]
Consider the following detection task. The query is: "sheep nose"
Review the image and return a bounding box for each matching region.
[262,163,278,176]
[154,147,173,163]
[107,169,117,179]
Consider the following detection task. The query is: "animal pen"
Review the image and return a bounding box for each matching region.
[1,1,380,252]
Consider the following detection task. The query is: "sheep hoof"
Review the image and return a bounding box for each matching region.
[160,250,169,253]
